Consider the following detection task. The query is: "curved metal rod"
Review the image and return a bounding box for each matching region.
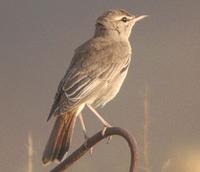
[50,127,138,172]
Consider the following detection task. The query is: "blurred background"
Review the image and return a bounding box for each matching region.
[0,0,200,172]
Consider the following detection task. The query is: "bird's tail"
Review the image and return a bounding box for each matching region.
[42,111,77,165]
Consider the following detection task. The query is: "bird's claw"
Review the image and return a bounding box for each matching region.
[83,134,93,155]
[101,124,112,143]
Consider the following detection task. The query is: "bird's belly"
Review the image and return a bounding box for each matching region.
[91,69,128,107]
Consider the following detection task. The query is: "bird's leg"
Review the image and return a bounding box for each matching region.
[78,113,88,139]
[78,113,93,154]
[86,104,112,143]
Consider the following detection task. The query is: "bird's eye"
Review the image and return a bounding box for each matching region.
[121,17,128,22]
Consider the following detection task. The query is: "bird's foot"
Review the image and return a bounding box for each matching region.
[83,134,93,155]
[101,123,112,143]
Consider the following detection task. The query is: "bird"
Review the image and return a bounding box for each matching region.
[42,9,147,165]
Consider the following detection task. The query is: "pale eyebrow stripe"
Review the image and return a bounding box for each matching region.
[114,16,133,21]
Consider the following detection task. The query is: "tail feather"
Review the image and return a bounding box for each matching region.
[42,111,77,164]
[57,114,75,160]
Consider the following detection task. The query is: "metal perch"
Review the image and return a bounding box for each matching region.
[50,127,138,172]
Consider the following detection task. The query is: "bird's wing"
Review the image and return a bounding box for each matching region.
[47,40,130,120]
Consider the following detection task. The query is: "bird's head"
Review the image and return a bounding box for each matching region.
[95,9,147,40]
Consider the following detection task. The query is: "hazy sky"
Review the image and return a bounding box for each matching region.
[0,0,200,172]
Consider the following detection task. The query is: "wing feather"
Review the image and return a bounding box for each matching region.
[47,39,130,120]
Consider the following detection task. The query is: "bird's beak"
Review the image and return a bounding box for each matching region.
[133,15,148,23]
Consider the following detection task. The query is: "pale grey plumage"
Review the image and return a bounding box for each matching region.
[47,38,131,120]
[43,9,147,164]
